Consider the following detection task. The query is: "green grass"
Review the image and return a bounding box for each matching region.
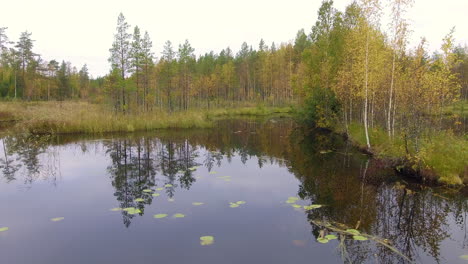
[442,100,468,117]
[0,101,292,135]
[345,122,468,186]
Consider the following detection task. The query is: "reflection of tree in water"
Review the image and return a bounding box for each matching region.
[286,129,467,263]
[0,134,60,185]
[1,118,466,262]
[104,137,200,227]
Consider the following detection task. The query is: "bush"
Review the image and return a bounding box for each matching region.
[295,86,340,129]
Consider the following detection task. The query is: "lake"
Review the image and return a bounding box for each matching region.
[0,118,467,264]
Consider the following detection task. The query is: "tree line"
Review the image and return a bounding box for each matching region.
[0,1,467,139]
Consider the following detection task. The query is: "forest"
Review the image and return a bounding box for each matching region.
[0,0,467,185]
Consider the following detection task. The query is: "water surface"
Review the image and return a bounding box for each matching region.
[0,118,467,264]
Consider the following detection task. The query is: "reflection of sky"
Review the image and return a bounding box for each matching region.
[0,143,343,264]
[0,140,467,264]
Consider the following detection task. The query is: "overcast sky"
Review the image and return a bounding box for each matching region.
[2,0,467,77]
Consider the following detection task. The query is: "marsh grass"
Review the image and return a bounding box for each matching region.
[0,101,291,134]
[346,122,468,186]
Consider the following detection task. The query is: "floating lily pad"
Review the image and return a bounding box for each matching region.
[304,204,323,210]
[209,171,217,174]
[155,187,164,191]
[142,189,152,193]
[126,208,141,215]
[325,234,338,240]
[189,166,198,171]
[288,197,299,201]
[51,217,64,222]
[460,255,468,260]
[134,198,145,202]
[110,207,123,211]
[152,193,160,197]
[192,202,204,206]
[173,213,185,218]
[292,204,302,208]
[154,214,168,219]
[346,229,360,235]
[236,201,246,205]
[164,184,173,187]
[230,203,240,208]
[0,227,9,232]
[200,235,214,246]
[353,235,368,241]
[286,200,296,204]
[317,237,329,244]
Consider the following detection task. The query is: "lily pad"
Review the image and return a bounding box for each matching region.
[304,204,323,210]
[353,235,368,241]
[189,166,199,171]
[192,202,204,206]
[142,189,152,193]
[155,187,164,191]
[0,227,9,232]
[173,213,185,218]
[126,208,141,214]
[110,207,123,211]
[292,204,302,208]
[200,235,214,246]
[152,193,160,197]
[288,197,299,201]
[236,201,246,205]
[164,184,173,187]
[209,171,217,174]
[286,200,296,204]
[317,237,329,244]
[51,217,64,222]
[134,198,145,202]
[154,214,168,219]
[459,255,468,260]
[346,229,360,235]
[325,234,338,240]
[230,203,240,208]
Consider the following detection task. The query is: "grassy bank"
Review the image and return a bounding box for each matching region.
[0,101,291,134]
[344,123,468,186]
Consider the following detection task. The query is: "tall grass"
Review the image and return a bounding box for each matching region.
[0,101,291,134]
[345,122,468,185]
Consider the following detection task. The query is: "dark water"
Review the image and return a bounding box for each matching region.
[0,118,466,264]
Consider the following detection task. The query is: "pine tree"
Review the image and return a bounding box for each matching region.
[109,12,132,112]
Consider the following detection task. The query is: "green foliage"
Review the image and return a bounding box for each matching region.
[346,122,467,185]
[295,86,340,129]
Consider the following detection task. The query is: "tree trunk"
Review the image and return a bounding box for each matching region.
[364,31,371,149]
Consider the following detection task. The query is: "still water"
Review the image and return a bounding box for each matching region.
[0,118,466,264]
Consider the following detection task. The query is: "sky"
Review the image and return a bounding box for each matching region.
[1,0,467,77]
